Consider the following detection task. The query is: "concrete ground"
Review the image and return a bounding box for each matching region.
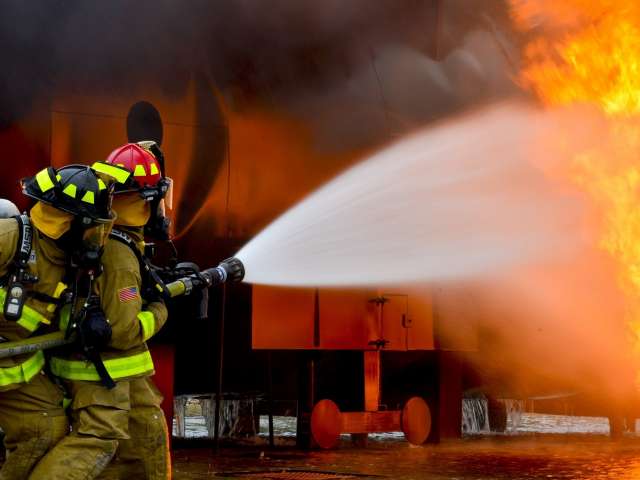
[172,435,640,479]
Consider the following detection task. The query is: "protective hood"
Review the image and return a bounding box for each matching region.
[113,193,150,227]
[30,201,74,240]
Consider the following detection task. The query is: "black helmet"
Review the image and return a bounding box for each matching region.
[21,164,122,224]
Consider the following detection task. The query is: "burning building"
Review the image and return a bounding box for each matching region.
[0,0,638,451]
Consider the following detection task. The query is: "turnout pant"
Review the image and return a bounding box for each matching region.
[29,377,169,480]
[0,373,68,480]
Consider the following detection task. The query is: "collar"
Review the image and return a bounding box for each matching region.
[113,225,145,251]
[33,230,67,266]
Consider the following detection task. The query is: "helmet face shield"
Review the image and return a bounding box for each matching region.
[137,176,172,205]
[140,176,173,240]
[146,196,172,240]
[163,177,173,211]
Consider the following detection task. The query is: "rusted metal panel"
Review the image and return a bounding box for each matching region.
[318,289,377,350]
[341,411,401,434]
[252,286,315,349]
[364,351,381,412]
[378,294,408,350]
[253,286,439,351]
[406,290,436,350]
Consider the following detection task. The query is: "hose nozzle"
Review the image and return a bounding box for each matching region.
[162,257,245,301]
[218,257,245,283]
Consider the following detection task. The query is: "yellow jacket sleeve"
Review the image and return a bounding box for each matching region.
[97,242,168,351]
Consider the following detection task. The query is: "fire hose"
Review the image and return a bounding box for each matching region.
[0,256,245,359]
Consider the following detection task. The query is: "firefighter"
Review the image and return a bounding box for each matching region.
[0,164,117,479]
[31,142,172,480]
[99,141,173,479]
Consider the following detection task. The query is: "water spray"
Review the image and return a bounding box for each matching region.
[236,102,586,287]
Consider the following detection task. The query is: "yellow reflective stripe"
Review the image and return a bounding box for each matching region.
[17,313,47,331]
[133,164,146,177]
[137,311,155,342]
[47,282,67,312]
[92,162,131,184]
[35,169,55,192]
[63,184,77,198]
[81,191,95,204]
[0,288,49,332]
[50,350,155,381]
[58,304,71,332]
[149,162,159,175]
[56,174,62,181]
[0,351,45,387]
[97,179,106,191]
[53,282,67,298]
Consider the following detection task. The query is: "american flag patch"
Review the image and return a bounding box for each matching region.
[118,286,139,303]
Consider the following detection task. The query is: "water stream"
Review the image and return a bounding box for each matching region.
[237,102,583,287]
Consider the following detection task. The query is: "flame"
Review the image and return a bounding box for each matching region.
[510,1,640,372]
[513,1,640,115]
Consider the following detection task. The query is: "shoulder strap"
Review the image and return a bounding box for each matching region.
[109,229,145,268]
[3,215,35,321]
[12,214,33,269]
[109,229,169,298]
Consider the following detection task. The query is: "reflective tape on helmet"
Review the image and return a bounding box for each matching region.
[91,162,131,185]
[35,169,55,193]
[133,164,147,177]
[50,350,155,381]
[0,351,45,387]
[137,311,155,342]
[81,191,95,204]
[0,287,50,332]
[63,184,77,198]
[149,162,160,175]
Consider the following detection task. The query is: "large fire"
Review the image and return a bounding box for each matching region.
[513,1,640,115]
[510,1,640,362]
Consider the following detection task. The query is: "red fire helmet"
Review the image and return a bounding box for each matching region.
[106,142,162,189]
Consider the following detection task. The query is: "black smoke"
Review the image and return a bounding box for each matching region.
[1,0,520,147]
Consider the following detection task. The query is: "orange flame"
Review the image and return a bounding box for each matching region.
[510,1,640,369]
[513,1,640,115]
